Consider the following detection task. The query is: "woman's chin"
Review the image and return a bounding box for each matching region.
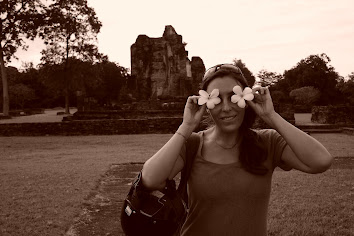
[216,122,241,133]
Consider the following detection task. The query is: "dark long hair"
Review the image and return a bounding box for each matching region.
[201,70,268,175]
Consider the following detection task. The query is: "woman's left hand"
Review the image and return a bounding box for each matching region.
[247,86,277,125]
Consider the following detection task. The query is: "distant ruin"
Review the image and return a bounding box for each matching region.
[130,25,205,100]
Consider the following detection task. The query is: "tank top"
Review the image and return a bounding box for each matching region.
[179,129,290,236]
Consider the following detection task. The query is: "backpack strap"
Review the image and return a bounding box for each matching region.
[177,132,200,205]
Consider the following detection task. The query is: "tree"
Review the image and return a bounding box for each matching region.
[257,69,283,87]
[93,61,129,106]
[0,66,17,106]
[283,53,339,105]
[39,58,100,108]
[270,90,286,104]
[233,59,256,86]
[0,0,44,116]
[10,83,36,109]
[289,86,321,106]
[40,0,103,113]
[336,72,354,105]
[19,62,49,108]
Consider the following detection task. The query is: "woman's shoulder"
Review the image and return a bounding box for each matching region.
[193,127,213,139]
[251,128,283,145]
[252,128,278,137]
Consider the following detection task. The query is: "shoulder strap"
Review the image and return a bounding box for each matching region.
[177,132,200,205]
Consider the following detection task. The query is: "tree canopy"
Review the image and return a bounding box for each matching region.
[40,0,103,64]
[233,59,256,86]
[283,53,339,104]
[40,0,104,113]
[257,69,283,87]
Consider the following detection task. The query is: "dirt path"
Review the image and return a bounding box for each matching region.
[65,163,142,236]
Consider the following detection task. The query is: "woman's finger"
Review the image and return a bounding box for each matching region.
[197,103,207,114]
[192,95,200,104]
[252,86,261,94]
[187,95,200,104]
[252,86,269,95]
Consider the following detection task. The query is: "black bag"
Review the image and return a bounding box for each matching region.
[120,133,200,236]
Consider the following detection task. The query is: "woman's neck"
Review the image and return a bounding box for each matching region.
[211,126,241,148]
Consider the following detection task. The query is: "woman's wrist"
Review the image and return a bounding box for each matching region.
[177,123,194,139]
[261,111,280,128]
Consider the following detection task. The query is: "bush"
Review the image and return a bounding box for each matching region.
[289,86,320,106]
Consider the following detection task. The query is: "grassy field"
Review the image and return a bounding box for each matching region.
[0,133,353,235]
[269,165,354,235]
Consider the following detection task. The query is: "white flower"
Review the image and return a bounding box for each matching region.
[198,89,221,109]
[231,86,254,108]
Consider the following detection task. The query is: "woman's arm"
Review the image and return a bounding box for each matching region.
[248,87,333,173]
[266,112,333,173]
[142,96,206,190]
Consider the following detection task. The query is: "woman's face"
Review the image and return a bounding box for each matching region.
[206,75,246,133]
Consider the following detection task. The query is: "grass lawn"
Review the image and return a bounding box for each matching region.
[0,133,353,235]
[269,166,354,235]
[0,134,169,236]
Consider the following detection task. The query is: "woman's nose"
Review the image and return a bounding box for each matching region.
[221,99,232,112]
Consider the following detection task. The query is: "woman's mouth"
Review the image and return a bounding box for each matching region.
[220,115,237,121]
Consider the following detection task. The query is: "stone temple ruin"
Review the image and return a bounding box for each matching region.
[130,25,205,100]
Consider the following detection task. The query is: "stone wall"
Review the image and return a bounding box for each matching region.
[0,114,293,136]
[312,106,354,124]
[0,118,184,136]
[191,57,205,92]
[69,109,184,120]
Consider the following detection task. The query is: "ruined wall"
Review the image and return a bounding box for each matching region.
[191,56,205,93]
[131,25,205,100]
[312,106,354,124]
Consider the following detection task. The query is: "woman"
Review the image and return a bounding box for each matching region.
[141,64,333,235]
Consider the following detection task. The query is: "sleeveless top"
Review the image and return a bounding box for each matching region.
[179,129,290,236]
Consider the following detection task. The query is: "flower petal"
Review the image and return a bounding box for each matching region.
[233,86,243,95]
[199,90,209,98]
[209,97,221,105]
[237,99,246,108]
[243,87,253,94]
[206,100,216,109]
[210,89,219,98]
[198,96,208,105]
[243,93,254,101]
[231,94,242,103]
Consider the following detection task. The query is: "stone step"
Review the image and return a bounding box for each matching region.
[302,128,343,134]
[296,124,340,130]
[342,128,354,135]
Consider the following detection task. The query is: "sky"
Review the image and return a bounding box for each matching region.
[8,0,354,78]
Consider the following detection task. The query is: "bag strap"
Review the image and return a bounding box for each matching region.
[177,132,200,205]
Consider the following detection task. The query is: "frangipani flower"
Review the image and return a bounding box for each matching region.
[198,89,221,109]
[231,86,254,108]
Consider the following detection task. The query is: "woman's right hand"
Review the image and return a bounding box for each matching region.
[181,95,206,133]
